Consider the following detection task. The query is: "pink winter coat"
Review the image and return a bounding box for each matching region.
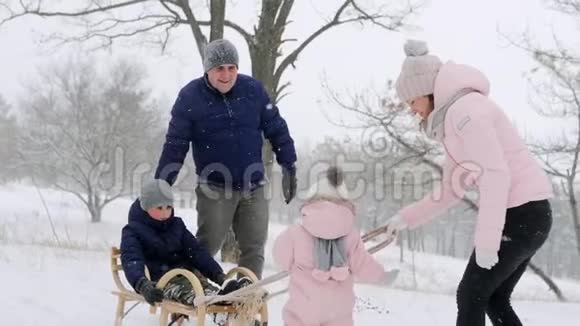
[272,200,385,325]
[398,62,554,253]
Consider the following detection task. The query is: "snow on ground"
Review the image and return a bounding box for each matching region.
[1,183,579,325]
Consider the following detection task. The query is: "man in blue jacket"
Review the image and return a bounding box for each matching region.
[154,39,297,279]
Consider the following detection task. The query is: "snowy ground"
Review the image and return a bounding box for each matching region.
[1,183,579,325]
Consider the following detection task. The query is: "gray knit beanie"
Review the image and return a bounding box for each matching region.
[139,179,173,211]
[203,39,239,72]
[395,40,442,103]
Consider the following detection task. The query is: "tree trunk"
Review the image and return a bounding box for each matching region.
[418,228,425,252]
[435,228,445,255]
[219,0,289,263]
[441,229,447,255]
[88,192,102,223]
[209,0,226,41]
[372,211,379,229]
[89,203,102,223]
[398,231,405,263]
[411,242,417,289]
[251,0,291,99]
[566,178,580,255]
[448,219,458,257]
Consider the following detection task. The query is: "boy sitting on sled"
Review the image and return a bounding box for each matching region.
[120,179,246,308]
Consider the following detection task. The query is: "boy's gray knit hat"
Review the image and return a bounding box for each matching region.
[203,39,239,72]
[139,179,174,211]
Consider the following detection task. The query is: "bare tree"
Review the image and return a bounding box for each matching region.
[0,0,422,186]
[0,0,422,259]
[528,53,580,255]
[323,80,567,300]
[0,95,20,182]
[500,0,580,255]
[18,58,162,222]
[0,0,421,117]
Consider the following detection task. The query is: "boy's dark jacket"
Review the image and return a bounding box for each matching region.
[120,199,224,289]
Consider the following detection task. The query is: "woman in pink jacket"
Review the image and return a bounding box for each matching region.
[273,166,387,326]
[384,40,554,326]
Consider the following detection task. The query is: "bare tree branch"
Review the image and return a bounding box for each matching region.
[350,0,421,30]
[549,0,580,15]
[177,0,207,58]
[1,0,146,24]
[47,19,178,50]
[197,19,254,46]
[159,0,182,20]
[53,182,89,206]
[495,4,580,258]
[273,0,294,35]
[104,192,126,206]
[275,81,292,104]
[273,0,417,95]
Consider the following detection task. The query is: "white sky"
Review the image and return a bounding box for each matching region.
[0,0,577,147]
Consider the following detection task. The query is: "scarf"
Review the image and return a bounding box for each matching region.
[312,237,350,281]
[422,88,479,141]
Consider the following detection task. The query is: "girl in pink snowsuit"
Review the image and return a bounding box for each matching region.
[273,167,386,326]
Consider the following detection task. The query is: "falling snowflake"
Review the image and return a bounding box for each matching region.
[354,296,390,315]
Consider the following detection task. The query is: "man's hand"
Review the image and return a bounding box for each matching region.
[282,165,297,204]
[475,248,498,269]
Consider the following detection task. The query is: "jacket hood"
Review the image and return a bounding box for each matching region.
[300,200,355,239]
[434,61,490,108]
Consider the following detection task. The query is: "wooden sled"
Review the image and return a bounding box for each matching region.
[110,247,268,326]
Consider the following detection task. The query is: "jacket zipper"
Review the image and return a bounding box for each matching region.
[443,142,461,167]
[223,94,233,118]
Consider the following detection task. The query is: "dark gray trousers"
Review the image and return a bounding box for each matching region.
[194,183,269,279]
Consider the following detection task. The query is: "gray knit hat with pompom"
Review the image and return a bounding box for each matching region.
[395,40,442,103]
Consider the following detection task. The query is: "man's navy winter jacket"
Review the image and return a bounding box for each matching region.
[120,199,224,289]
[154,74,297,189]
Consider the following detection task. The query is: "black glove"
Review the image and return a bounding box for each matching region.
[282,165,297,204]
[213,272,226,286]
[218,279,240,296]
[136,277,164,305]
[218,276,252,296]
[236,276,252,288]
